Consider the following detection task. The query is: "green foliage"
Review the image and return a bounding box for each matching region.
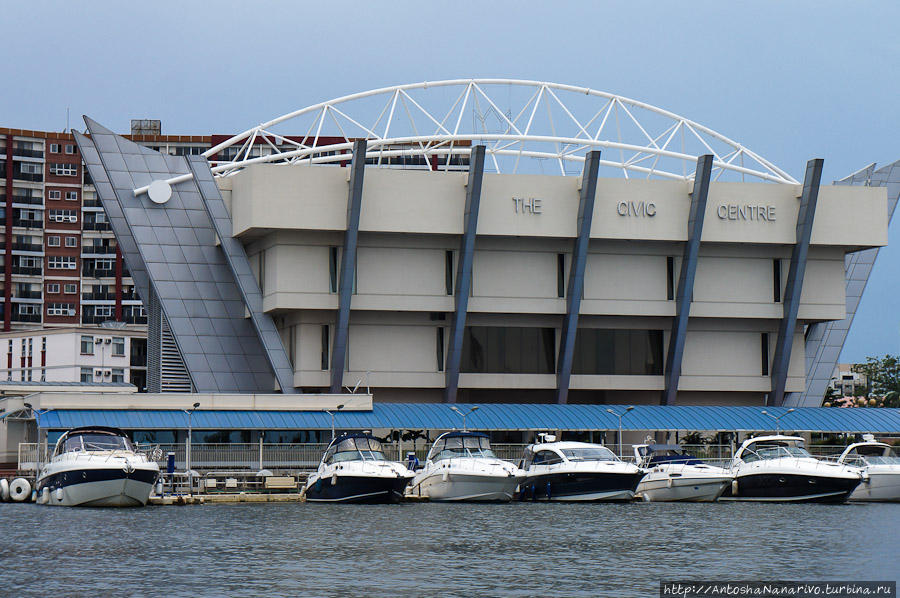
[852,354,900,396]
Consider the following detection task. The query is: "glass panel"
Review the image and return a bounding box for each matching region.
[572,329,664,375]
[461,327,556,374]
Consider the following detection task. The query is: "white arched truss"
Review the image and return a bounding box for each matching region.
[134,79,797,196]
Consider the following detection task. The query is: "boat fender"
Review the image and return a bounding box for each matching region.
[442,470,449,482]
[331,473,338,486]
[40,487,50,505]
[731,479,739,496]
[9,478,31,502]
[55,488,64,502]
[667,477,673,489]
[860,472,870,483]
[0,478,9,502]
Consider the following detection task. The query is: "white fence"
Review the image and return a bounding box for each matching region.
[15,442,861,474]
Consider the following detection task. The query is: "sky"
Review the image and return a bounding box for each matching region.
[2,1,898,361]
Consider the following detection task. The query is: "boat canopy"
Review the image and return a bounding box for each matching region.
[427,431,496,462]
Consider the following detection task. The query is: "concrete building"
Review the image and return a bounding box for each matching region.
[0,327,147,390]
[69,80,899,408]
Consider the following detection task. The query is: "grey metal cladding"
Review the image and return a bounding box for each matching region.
[792,159,900,407]
[187,155,296,393]
[81,117,280,394]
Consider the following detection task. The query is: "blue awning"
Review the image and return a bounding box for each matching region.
[35,404,900,434]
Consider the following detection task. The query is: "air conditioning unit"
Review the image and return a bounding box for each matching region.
[67,309,75,316]
[104,370,111,377]
[68,215,77,223]
[95,338,102,344]
[104,338,111,344]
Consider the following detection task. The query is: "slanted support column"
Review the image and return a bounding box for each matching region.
[769,158,823,406]
[329,139,367,393]
[444,145,486,403]
[662,154,713,405]
[556,150,601,404]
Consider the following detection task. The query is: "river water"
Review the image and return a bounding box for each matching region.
[1,501,897,597]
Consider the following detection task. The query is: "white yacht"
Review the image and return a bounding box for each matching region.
[719,435,861,503]
[518,437,644,502]
[632,444,733,502]
[837,437,900,502]
[36,427,160,507]
[409,431,522,502]
[303,432,414,503]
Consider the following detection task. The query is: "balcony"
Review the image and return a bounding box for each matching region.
[82,245,116,256]
[13,172,42,183]
[12,242,43,252]
[12,290,42,300]
[81,313,115,325]
[82,267,115,278]
[13,148,44,159]
[11,196,44,206]
[12,218,42,229]
[83,221,111,231]
[82,290,116,301]
[83,198,103,208]
[11,266,42,276]
[11,313,41,323]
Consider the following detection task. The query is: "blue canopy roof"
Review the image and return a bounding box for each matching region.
[35,404,900,434]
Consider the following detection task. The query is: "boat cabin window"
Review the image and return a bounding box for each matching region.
[326,436,388,464]
[58,432,132,455]
[429,435,496,461]
[561,446,617,462]
[531,450,563,466]
[741,443,810,462]
[849,445,899,465]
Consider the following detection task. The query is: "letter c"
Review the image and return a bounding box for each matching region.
[646,202,656,217]
[717,205,727,219]
[617,201,628,216]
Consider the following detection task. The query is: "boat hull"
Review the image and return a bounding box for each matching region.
[519,471,644,502]
[37,467,158,507]
[636,473,731,502]
[304,474,411,503]
[849,471,900,502]
[413,472,520,502]
[720,473,860,503]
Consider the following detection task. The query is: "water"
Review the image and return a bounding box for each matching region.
[1,501,898,597]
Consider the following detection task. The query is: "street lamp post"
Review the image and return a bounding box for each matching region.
[606,406,634,458]
[449,406,479,432]
[183,402,200,493]
[324,404,345,441]
[760,408,795,435]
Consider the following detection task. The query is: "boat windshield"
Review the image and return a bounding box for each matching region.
[327,436,388,463]
[63,433,132,453]
[561,446,618,462]
[863,456,900,465]
[742,444,810,462]
[430,435,496,461]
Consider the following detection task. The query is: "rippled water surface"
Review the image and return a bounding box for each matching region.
[1,501,898,597]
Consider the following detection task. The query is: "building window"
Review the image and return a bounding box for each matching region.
[18,256,41,268]
[48,209,77,223]
[65,191,78,201]
[49,163,77,176]
[329,247,339,293]
[460,326,556,374]
[47,235,61,247]
[667,256,675,301]
[436,327,445,372]
[46,283,60,294]
[65,236,77,248]
[18,304,39,316]
[95,306,113,318]
[557,253,566,298]
[80,367,93,383]
[47,303,75,316]
[111,368,125,383]
[761,332,770,376]
[48,190,61,200]
[445,250,454,295]
[81,335,94,355]
[50,143,61,154]
[64,283,77,294]
[48,256,77,270]
[20,163,41,175]
[773,259,782,303]
[321,325,330,370]
[572,329,665,375]
[65,144,76,155]
[112,337,125,356]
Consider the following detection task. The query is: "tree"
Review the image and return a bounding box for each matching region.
[852,355,900,397]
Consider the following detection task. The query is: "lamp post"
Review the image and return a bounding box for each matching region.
[324,404,345,441]
[23,402,47,468]
[606,406,634,458]
[183,402,200,493]
[760,408,795,435]
[449,405,479,432]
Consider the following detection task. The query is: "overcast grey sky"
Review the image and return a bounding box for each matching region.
[3,1,898,361]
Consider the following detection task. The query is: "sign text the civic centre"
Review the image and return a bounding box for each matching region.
[717,203,777,222]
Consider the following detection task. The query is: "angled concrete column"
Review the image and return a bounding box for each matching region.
[770,158,823,406]
[330,139,367,393]
[662,154,713,406]
[556,151,601,404]
[444,145,486,403]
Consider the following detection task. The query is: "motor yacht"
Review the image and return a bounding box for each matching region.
[518,437,644,502]
[35,427,160,507]
[719,435,861,503]
[303,432,414,503]
[409,431,522,502]
[837,437,900,502]
[632,444,733,502]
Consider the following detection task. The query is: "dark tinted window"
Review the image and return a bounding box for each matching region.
[461,326,555,374]
[572,329,663,375]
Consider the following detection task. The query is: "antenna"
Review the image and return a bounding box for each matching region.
[66,107,70,133]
